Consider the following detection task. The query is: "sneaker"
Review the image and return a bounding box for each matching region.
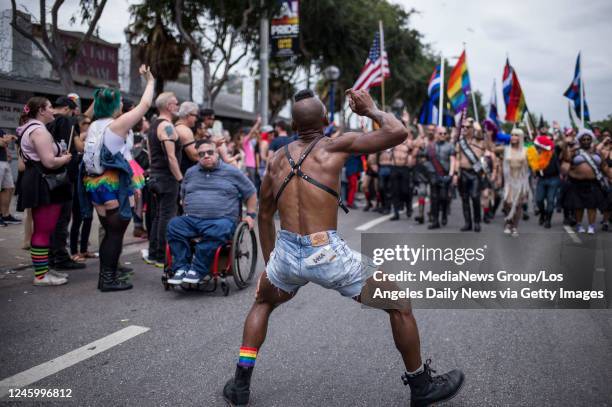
[168,269,188,285]
[33,273,68,286]
[0,218,6,227]
[154,261,165,269]
[54,259,87,270]
[2,215,21,224]
[511,228,519,238]
[577,225,586,234]
[49,270,69,279]
[402,359,464,407]
[587,225,595,235]
[182,269,202,284]
[142,249,156,264]
[504,225,512,234]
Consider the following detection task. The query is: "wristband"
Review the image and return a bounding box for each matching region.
[246,212,257,220]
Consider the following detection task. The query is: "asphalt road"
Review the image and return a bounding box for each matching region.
[1,198,611,406]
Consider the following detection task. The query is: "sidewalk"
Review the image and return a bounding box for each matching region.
[0,202,146,271]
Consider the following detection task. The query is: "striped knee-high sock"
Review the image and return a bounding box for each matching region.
[31,246,49,280]
[238,346,257,368]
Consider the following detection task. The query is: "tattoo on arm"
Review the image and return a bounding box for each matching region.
[164,125,174,137]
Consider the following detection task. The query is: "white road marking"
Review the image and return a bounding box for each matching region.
[355,202,420,231]
[563,225,582,244]
[0,325,150,397]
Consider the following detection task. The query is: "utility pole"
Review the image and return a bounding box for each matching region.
[260,1,269,126]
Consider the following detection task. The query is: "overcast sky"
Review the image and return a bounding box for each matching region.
[13,0,612,124]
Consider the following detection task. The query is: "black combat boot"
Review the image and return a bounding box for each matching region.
[223,365,253,406]
[402,360,465,407]
[544,212,552,229]
[99,266,133,292]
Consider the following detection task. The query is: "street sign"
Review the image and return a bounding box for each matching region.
[271,0,300,58]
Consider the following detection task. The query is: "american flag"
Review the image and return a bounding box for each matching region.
[352,30,390,91]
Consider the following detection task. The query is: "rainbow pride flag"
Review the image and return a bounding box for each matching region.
[447,50,471,112]
[502,59,527,123]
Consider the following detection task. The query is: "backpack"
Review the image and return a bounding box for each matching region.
[83,118,112,175]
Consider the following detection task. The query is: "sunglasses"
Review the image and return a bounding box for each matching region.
[82,121,91,125]
[439,132,448,135]
[198,150,215,157]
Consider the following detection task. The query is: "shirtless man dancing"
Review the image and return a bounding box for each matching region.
[222,89,464,407]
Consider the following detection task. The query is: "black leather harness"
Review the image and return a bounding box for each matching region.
[274,135,349,214]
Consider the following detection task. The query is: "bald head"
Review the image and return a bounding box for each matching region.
[291,89,328,133]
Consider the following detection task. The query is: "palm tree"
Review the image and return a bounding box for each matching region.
[126,1,185,95]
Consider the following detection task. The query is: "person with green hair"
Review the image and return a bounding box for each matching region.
[80,65,155,291]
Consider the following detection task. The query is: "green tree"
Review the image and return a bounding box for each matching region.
[10,0,108,93]
[592,114,612,131]
[174,0,263,107]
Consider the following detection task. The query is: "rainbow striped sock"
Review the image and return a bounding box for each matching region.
[31,246,49,280]
[238,346,257,368]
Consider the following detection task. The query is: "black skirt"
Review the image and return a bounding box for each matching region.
[17,163,71,211]
[564,177,605,210]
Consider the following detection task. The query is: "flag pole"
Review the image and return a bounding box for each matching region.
[579,51,584,127]
[464,43,479,123]
[438,55,444,127]
[379,20,385,110]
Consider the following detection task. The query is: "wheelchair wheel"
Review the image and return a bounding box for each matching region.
[231,221,257,289]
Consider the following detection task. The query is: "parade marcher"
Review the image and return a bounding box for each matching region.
[455,117,487,232]
[223,89,464,407]
[17,97,73,286]
[426,126,456,229]
[362,152,380,211]
[81,65,154,291]
[530,134,561,228]
[559,128,577,226]
[597,134,612,231]
[562,129,609,234]
[377,146,394,214]
[413,124,436,223]
[389,130,415,220]
[145,91,183,267]
[46,96,86,270]
[501,129,531,237]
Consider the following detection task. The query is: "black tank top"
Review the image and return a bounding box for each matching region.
[148,118,182,176]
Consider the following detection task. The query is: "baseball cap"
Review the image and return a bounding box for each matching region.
[54,96,77,110]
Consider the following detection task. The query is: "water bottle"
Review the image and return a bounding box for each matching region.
[59,139,67,153]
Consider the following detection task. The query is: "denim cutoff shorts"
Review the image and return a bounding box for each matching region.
[266,230,376,298]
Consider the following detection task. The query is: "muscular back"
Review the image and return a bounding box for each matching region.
[265,137,348,235]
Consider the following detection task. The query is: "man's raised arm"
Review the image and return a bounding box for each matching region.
[327,89,408,155]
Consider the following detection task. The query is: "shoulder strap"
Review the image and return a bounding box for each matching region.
[427,143,446,176]
[19,122,44,162]
[578,149,608,188]
[274,135,349,213]
[459,137,482,171]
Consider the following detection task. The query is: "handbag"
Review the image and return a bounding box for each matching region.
[41,168,70,191]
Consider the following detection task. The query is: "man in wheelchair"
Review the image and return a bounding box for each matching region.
[166,139,257,285]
